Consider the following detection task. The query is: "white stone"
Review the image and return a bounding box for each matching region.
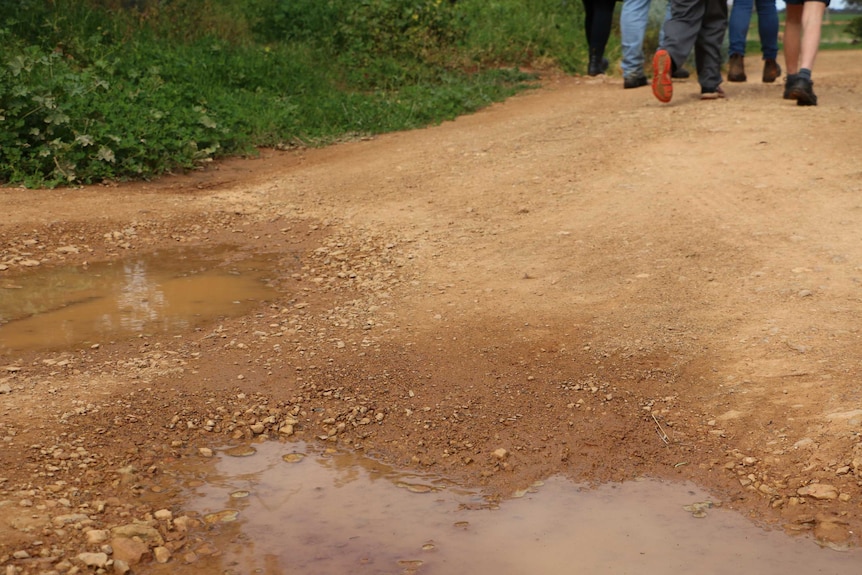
[76,552,108,568]
[154,546,172,564]
[85,529,110,544]
[797,484,839,500]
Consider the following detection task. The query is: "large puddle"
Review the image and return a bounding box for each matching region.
[0,247,279,354]
[146,440,861,575]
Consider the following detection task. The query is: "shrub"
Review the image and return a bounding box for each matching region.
[847,16,862,44]
[454,0,589,73]
[0,0,549,188]
[0,46,224,187]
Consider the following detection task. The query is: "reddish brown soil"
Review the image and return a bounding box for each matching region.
[1,50,861,572]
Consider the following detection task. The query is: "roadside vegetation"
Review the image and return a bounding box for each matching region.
[837,12,862,45]
[0,0,592,188]
[746,10,862,54]
[5,1,855,189]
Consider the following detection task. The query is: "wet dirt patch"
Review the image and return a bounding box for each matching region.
[143,440,861,575]
[0,246,281,355]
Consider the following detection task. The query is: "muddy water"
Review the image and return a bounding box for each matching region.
[149,440,861,575]
[0,247,278,354]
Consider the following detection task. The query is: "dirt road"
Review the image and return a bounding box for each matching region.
[1,50,861,572]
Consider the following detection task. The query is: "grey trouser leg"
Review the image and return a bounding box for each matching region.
[662,0,704,68]
[694,0,728,91]
[662,0,727,90]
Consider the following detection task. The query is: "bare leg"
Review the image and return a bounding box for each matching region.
[783,5,803,75]
[799,1,826,71]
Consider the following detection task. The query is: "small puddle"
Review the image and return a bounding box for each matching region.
[148,440,861,575]
[0,246,279,354]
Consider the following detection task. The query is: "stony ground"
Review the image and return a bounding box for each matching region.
[1,50,862,574]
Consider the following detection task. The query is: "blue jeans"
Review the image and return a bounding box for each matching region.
[621,0,671,78]
[727,0,779,59]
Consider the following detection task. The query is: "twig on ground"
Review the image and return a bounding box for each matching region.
[652,414,669,445]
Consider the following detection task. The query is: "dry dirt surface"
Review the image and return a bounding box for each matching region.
[1,50,862,573]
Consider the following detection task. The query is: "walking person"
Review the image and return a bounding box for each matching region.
[782,0,829,105]
[650,0,727,102]
[621,0,690,89]
[582,0,618,75]
[726,0,782,83]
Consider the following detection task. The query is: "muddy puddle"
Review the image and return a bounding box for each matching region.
[145,440,861,575]
[0,246,279,354]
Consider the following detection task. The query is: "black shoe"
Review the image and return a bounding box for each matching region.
[588,51,609,76]
[787,76,817,106]
[623,75,648,89]
[783,74,798,100]
[671,66,690,79]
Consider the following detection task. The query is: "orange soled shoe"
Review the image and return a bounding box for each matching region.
[652,49,673,103]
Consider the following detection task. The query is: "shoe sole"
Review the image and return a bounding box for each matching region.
[652,50,673,103]
[700,91,726,100]
[763,63,782,83]
[783,75,799,99]
[788,86,817,106]
[794,93,817,106]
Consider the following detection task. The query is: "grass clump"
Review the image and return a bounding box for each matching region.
[0,0,591,188]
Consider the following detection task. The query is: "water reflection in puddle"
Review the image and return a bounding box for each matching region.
[153,440,860,575]
[0,247,279,354]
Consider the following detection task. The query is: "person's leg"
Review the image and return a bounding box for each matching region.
[798,0,826,71]
[661,1,692,78]
[784,0,826,105]
[727,0,753,57]
[694,0,728,93]
[661,0,704,67]
[587,0,618,75]
[621,0,652,80]
[653,0,704,101]
[582,0,595,43]
[756,0,781,81]
[783,3,803,76]
[756,0,779,60]
[726,0,751,81]
[659,0,671,46]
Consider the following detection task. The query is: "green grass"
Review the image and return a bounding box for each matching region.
[819,12,862,48]
[763,10,862,51]
[0,0,600,188]
[12,2,855,189]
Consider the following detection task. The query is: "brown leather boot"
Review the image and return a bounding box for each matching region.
[727,54,746,82]
[762,58,781,83]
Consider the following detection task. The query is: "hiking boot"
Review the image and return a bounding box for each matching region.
[728,54,746,82]
[652,49,673,103]
[783,74,798,99]
[672,67,691,79]
[786,76,818,106]
[588,50,610,76]
[623,75,648,89]
[600,58,609,74]
[700,86,726,100]
[762,58,781,83]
